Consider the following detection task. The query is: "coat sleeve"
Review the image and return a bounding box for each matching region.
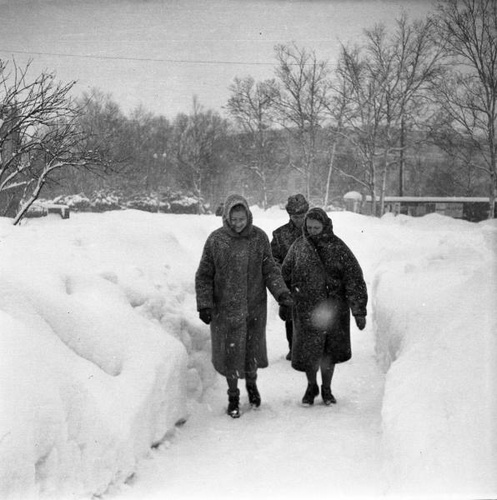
[261,231,289,300]
[270,230,284,266]
[340,243,368,318]
[281,243,295,288]
[195,236,216,311]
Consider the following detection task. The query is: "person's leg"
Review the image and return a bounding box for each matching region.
[244,319,262,407]
[320,355,336,405]
[227,377,238,392]
[285,320,293,360]
[245,370,261,408]
[302,366,320,405]
[226,376,240,418]
[306,367,318,386]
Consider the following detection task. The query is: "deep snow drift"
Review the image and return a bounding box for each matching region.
[0,208,495,500]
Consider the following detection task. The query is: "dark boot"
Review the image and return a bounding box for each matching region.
[302,383,319,406]
[246,382,261,408]
[321,385,337,405]
[227,389,240,418]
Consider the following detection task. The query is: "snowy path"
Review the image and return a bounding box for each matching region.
[111,301,386,500]
[3,211,496,499]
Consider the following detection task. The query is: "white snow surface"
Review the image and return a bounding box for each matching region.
[0,208,495,500]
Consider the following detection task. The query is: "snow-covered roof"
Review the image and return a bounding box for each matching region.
[343,191,363,200]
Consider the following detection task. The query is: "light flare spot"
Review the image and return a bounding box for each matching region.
[311,301,336,329]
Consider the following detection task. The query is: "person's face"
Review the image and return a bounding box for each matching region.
[230,208,248,233]
[290,213,305,229]
[306,218,323,236]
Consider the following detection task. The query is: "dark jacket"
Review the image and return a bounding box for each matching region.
[195,194,289,378]
[281,208,367,371]
[271,220,302,266]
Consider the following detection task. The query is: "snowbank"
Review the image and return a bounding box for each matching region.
[372,214,497,498]
[0,211,217,499]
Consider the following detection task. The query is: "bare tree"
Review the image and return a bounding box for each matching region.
[173,97,227,213]
[71,88,130,194]
[334,43,387,215]
[432,0,497,218]
[370,16,443,200]
[272,43,331,201]
[323,74,348,208]
[226,76,279,208]
[127,106,160,192]
[334,15,443,215]
[0,60,108,224]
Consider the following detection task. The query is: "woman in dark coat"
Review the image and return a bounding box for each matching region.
[195,194,293,418]
[281,208,367,406]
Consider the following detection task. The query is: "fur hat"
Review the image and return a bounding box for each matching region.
[285,194,309,215]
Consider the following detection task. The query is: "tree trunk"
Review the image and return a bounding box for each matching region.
[489,128,496,219]
[13,179,43,226]
[369,158,378,216]
[324,140,337,208]
[490,170,496,219]
[261,167,268,210]
[399,116,405,196]
[380,168,387,217]
[196,171,202,215]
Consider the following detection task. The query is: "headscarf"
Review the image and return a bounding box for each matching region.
[221,194,253,237]
[303,207,334,246]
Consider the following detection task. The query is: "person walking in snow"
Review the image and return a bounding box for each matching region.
[270,193,309,360]
[195,194,294,418]
[281,207,367,406]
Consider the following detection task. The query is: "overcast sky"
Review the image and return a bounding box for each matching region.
[0,0,435,119]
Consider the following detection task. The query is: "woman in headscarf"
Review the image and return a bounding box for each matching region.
[281,208,367,406]
[195,194,293,418]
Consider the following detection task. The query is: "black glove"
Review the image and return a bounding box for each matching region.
[278,305,290,322]
[278,291,294,308]
[199,308,212,325]
[355,315,366,331]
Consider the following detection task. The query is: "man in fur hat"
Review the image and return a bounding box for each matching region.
[270,194,309,360]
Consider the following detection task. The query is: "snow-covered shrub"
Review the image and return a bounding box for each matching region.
[169,195,203,214]
[53,193,92,212]
[90,191,122,212]
[126,195,161,213]
[44,191,211,215]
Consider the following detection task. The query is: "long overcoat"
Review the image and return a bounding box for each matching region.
[271,220,302,266]
[195,194,289,379]
[281,208,367,371]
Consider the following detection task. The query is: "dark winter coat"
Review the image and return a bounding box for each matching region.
[271,219,303,324]
[270,220,303,266]
[195,194,289,379]
[281,208,367,371]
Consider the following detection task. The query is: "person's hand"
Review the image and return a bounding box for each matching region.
[278,291,294,308]
[199,308,212,325]
[355,315,366,330]
[278,305,290,321]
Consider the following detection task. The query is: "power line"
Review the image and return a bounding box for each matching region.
[0,48,277,67]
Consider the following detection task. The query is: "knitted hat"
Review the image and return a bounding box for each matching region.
[285,194,309,215]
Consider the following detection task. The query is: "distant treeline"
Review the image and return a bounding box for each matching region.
[2,0,496,222]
